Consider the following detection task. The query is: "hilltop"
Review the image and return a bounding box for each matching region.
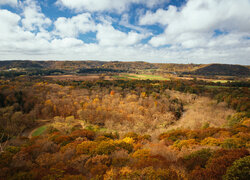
[188,64,250,76]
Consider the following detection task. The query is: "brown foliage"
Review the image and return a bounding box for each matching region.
[70,129,95,140]
[189,148,249,180]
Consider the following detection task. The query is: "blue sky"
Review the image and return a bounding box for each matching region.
[0,0,250,64]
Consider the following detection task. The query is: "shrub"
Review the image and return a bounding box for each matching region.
[115,141,133,153]
[95,140,116,155]
[60,141,81,153]
[133,143,143,151]
[140,134,151,142]
[90,164,108,178]
[19,145,41,160]
[36,153,57,168]
[214,130,231,139]
[228,112,247,127]
[189,167,207,180]
[197,128,222,140]
[41,168,64,180]
[122,137,134,144]
[186,130,200,140]
[47,126,59,134]
[202,122,210,129]
[70,129,95,140]
[9,171,35,180]
[124,132,138,141]
[117,166,181,180]
[54,135,72,145]
[173,139,197,150]
[71,124,83,132]
[201,137,221,146]
[76,141,98,155]
[211,148,249,160]
[85,155,111,169]
[104,168,118,179]
[118,166,133,177]
[49,132,61,142]
[5,146,20,154]
[85,155,111,178]
[61,175,87,180]
[139,167,181,180]
[67,155,90,174]
[159,130,188,141]
[186,128,222,141]
[221,138,241,149]
[0,151,14,168]
[232,132,250,148]
[40,140,59,153]
[132,149,150,160]
[133,156,163,169]
[223,156,250,180]
[111,150,129,167]
[102,132,119,140]
[242,118,250,127]
[181,148,212,171]
[95,135,111,142]
[203,148,249,179]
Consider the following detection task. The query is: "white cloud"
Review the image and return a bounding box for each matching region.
[0,9,34,43]
[51,38,84,49]
[139,6,178,26]
[0,9,20,33]
[0,0,18,6]
[0,0,249,65]
[56,0,166,13]
[21,0,51,31]
[140,0,250,48]
[0,9,47,54]
[54,13,96,38]
[96,23,148,46]
[0,7,87,57]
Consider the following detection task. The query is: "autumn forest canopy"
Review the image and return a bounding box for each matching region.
[1,0,250,179]
[0,60,249,180]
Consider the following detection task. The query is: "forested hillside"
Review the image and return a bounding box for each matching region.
[0,74,249,179]
[187,64,250,76]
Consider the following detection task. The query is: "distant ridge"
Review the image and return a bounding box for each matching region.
[189,64,250,76]
[0,61,249,77]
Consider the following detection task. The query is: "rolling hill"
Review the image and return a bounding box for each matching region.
[187,64,250,76]
[0,61,249,77]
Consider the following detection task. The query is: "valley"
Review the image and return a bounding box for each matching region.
[0,61,249,180]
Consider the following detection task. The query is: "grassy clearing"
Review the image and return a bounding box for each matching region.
[112,75,128,80]
[114,74,170,80]
[211,80,231,83]
[123,74,139,79]
[204,85,230,89]
[136,74,170,80]
[32,125,47,137]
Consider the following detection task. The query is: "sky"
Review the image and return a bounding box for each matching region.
[0,0,250,64]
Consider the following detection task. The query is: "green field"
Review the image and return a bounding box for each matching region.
[211,80,231,83]
[204,85,230,89]
[114,74,170,80]
[32,125,47,137]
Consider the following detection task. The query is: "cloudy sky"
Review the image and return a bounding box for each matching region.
[0,0,250,64]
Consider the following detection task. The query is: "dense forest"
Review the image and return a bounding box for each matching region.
[0,72,249,179]
[185,64,250,76]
